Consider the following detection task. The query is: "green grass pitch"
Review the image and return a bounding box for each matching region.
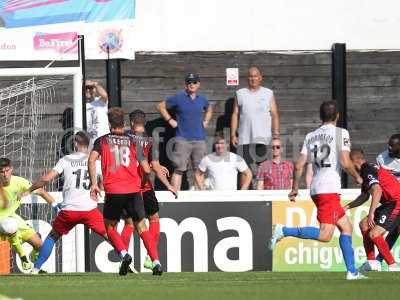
[0,272,399,300]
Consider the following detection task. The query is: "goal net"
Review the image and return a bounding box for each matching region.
[0,67,83,273]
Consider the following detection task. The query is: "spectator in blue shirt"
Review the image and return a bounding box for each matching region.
[157,73,213,190]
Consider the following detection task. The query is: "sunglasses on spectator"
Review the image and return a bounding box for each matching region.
[186,81,198,85]
[272,145,281,149]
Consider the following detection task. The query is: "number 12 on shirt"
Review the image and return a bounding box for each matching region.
[312,144,331,168]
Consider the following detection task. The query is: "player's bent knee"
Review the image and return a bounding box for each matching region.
[318,225,335,242]
[149,213,159,221]
[318,234,332,243]
[104,219,118,229]
[318,230,333,242]
[124,218,134,226]
[369,228,385,239]
[369,231,378,239]
[135,219,147,234]
[28,234,43,249]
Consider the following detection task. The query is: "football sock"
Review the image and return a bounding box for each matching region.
[121,225,134,249]
[140,230,159,261]
[34,236,55,269]
[376,229,400,262]
[283,227,320,240]
[361,229,375,260]
[372,236,395,265]
[153,259,160,266]
[339,235,357,273]
[149,220,160,247]
[119,250,128,259]
[106,227,126,254]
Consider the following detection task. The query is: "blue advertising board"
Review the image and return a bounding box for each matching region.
[0,0,135,28]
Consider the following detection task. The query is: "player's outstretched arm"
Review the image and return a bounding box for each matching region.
[367,184,382,228]
[289,153,307,201]
[29,170,58,193]
[344,192,370,211]
[88,150,100,201]
[151,160,177,197]
[34,188,56,206]
[340,151,363,184]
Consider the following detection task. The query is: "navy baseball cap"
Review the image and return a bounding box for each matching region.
[185,73,200,83]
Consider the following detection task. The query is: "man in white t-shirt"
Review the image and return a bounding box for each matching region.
[195,133,252,190]
[28,131,106,273]
[270,101,366,280]
[85,80,109,142]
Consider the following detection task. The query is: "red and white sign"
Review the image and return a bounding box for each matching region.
[226,68,239,86]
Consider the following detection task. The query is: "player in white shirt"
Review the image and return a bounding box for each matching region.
[360,133,400,272]
[85,80,110,142]
[269,101,366,280]
[28,132,107,273]
[195,133,252,190]
[376,134,400,180]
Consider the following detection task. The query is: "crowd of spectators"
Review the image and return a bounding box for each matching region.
[69,67,298,191]
[154,67,285,191]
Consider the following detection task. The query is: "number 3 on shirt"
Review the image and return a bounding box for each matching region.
[112,145,131,167]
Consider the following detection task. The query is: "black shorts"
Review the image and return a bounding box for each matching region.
[103,193,145,222]
[143,189,159,217]
[374,202,400,231]
[237,144,269,167]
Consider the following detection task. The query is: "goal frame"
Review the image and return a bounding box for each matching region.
[0,67,85,273]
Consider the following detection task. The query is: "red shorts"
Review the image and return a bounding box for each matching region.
[52,208,106,236]
[311,193,345,225]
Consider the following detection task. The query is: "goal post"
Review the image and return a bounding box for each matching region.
[0,66,85,273]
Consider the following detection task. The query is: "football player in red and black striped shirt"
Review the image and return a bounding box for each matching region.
[345,148,400,271]
[88,107,161,275]
[120,110,176,272]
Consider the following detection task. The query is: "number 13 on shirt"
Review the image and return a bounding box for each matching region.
[111,145,131,167]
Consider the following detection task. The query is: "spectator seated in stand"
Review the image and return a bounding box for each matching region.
[256,138,293,190]
[195,133,252,191]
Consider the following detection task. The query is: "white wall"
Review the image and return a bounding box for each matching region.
[133,0,400,51]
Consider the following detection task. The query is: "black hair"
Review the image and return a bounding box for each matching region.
[0,158,11,168]
[320,100,338,122]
